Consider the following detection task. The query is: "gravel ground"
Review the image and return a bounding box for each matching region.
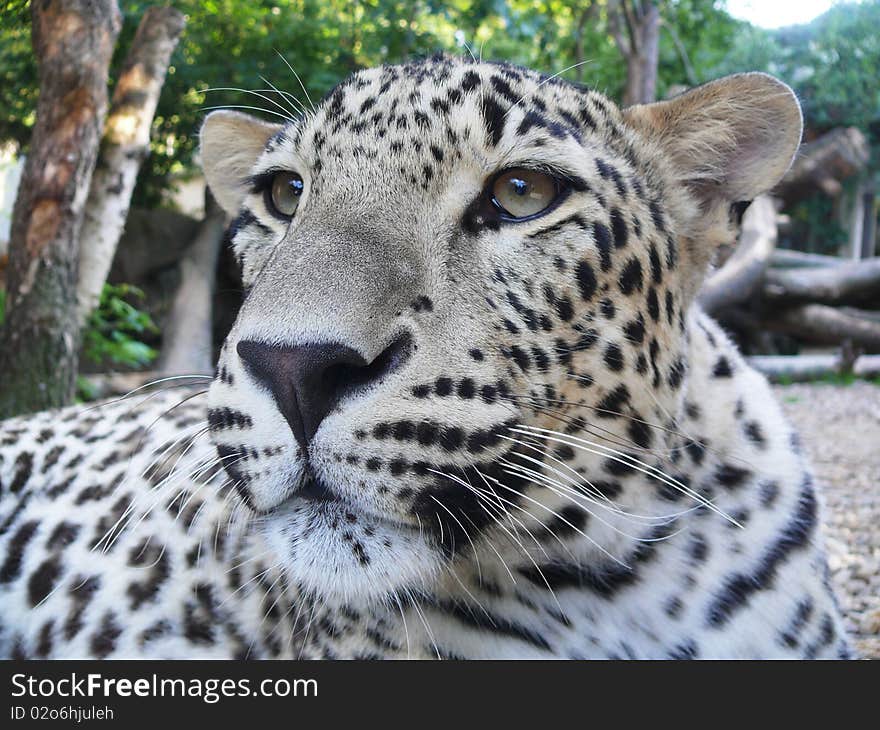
[776,382,880,659]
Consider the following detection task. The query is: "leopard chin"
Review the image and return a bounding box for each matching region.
[258,491,444,607]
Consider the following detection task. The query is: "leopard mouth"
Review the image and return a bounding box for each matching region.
[278,472,420,535]
[295,474,337,503]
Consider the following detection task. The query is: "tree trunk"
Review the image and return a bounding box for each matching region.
[0,0,121,419]
[615,1,661,106]
[573,4,597,83]
[156,191,226,375]
[76,6,185,326]
[765,304,880,351]
[858,183,876,259]
[763,257,880,306]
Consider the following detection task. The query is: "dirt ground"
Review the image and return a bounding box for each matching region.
[775,382,880,659]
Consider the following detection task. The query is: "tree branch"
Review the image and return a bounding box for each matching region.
[662,18,697,86]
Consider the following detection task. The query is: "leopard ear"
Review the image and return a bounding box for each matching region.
[200,110,282,216]
[623,73,802,204]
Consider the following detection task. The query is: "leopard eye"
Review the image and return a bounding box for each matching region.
[267,171,304,218]
[491,168,560,220]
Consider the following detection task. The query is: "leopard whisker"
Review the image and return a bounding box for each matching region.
[499,435,701,525]
[512,425,742,528]
[202,86,300,122]
[274,50,317,114]
[200,104,299,123]
[258,76,309,117]
[430,495,483,583]
[80,374,211,414]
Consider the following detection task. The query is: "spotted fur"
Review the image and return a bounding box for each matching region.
[0,55,850,658]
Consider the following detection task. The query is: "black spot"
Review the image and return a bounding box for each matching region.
[648,242,663,284]
[576,260,597,301]
[47,522,79,551]
[759,480,780,508]
[623,315,645,344]
[457,378,476,399]
[520,522,674,598]
[618,258,643,295]
[28,559,61,607]
[10,452,34,493]
[667,639,699,660]
[0,520,39,583]
[603,343,624,372]
[715,464,751,490]
[646,288,660,321]
[435,377,453,396]
[90,612,122,658]
[596,385,630,417]
[610,208,628,248]
[627,418,653,449]
[480,95,506,147]
[744,421,766,448]
[554,296,574,321]
[460,70,481,92]
[412,384,431,398]
[436,599,552,652]
[688,533,709,564]
[545,505,589,539]
[593,222,612,271]
[600,297,616,319]
[63,575,100,641]
[439,427,464,451]
[416,421,440,446]
[713,357,733,378]
[510,345,531,372]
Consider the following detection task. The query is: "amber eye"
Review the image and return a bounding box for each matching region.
[491,168,560,220]
[267,171,304,218]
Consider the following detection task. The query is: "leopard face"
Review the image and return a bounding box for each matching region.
[200,55,801,606]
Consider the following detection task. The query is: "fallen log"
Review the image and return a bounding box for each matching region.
[774,126,870,203]
[769,249,848,269]
[748,354,880,382]
[763,257,880,305]
[764,304,880,351]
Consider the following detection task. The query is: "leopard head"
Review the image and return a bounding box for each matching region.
[200,56,801,605]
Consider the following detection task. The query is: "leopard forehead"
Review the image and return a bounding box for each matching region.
[257,55,642,197]
[228,54,683,302]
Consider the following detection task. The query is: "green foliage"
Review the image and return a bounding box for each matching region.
[708,1,880,144]
[778,372,880,388]
[0,0,741,204]
[786,191,849,255]
[0,0,37,151]
[82,283,158,368]
[1,281,155,381]
[1,0,877,213]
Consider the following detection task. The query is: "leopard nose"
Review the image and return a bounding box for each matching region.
[236,335,412,448]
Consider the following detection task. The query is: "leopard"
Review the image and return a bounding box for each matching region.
[0,54,852,659]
